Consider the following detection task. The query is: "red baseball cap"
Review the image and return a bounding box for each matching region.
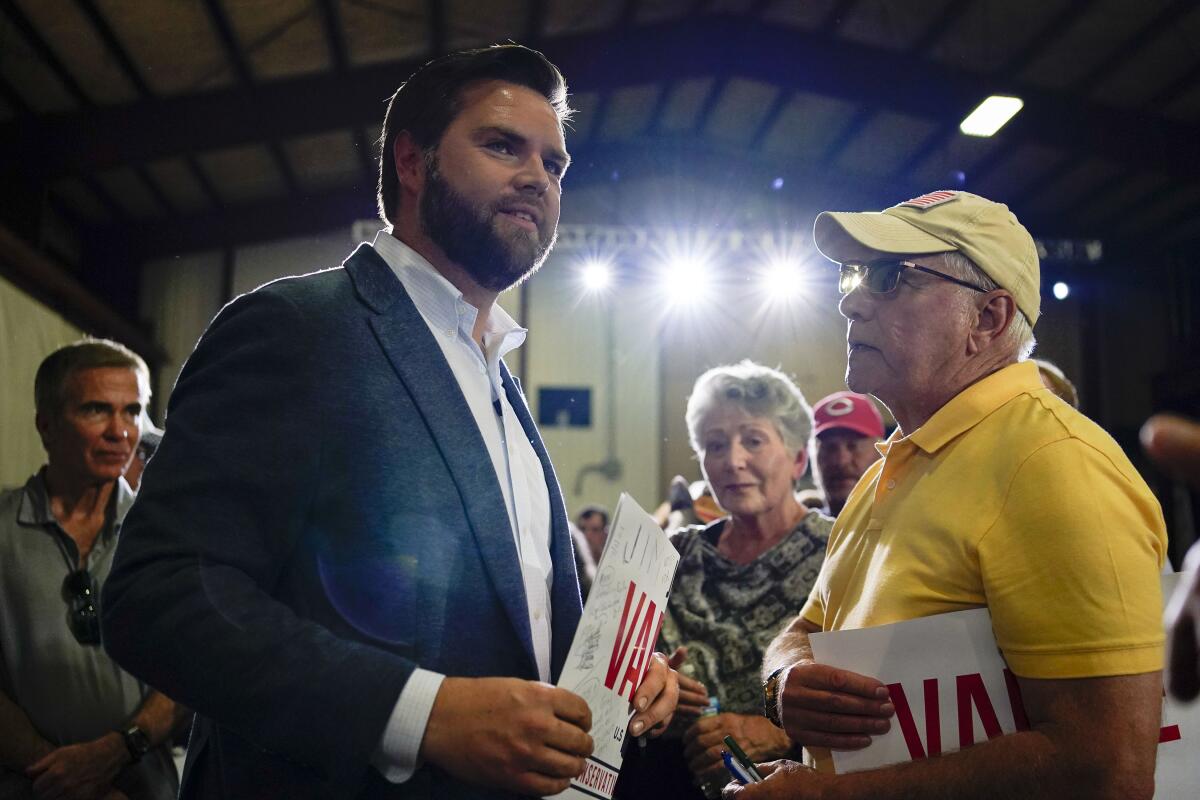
[813,391,885,439]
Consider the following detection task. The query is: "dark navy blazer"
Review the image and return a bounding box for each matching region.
[102,244,584,799]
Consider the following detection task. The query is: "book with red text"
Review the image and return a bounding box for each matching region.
[549,493,680,800]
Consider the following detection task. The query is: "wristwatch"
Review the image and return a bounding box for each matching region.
[120,725,151,763]
[762,666,787,728]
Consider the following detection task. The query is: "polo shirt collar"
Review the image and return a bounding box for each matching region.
[16,469,135,540]
[905,361,1043,455]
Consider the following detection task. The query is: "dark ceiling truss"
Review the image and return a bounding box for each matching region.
[1075,0,1198,89]
[960,0,1198,227]
[638,85,671,139]
[820,108,874,167]
[0,0,171,224]
[690,76,729,138]
[0,0,88,103]
[894,0,1095,181]
[201,0,299,198]
[69,0,148,94]
[119,137,1072,261]
[0,74,29,113]
[186,155,225,211]
[132,164,177,217]
[81,175,128,224]
[747,88,792,150]
[312,0,374,186]
[1008,155,1082,212]
[9,16,1198,189]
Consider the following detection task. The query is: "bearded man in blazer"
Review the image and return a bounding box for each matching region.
[101,45,678,800]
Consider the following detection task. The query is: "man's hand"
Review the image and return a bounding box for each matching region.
[777,663,894,749]
[682,713,792,785]
[628,652,680,738]
[421,677,593,797]
[721,759,831,799]
[25,734,126,800]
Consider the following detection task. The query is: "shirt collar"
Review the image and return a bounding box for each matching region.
[16,470,135,539]
[899,361,1043,455]
[370,231,528,367]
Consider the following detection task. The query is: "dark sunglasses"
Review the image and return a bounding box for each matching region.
[839,259,990,295]
[62,569,101,646]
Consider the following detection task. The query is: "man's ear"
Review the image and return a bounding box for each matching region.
[392,131,427,196]
[35,411,53,450]
[969,291,1017,354]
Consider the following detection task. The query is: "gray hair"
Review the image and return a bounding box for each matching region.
[685,361,813,456]
[35,337,151,418]
[938,251,1037,361]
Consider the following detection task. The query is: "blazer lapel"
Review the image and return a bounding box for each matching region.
[344,246,538,677]
[500,363,584,681]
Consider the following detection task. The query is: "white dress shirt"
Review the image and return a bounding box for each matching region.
[370,232,554,782]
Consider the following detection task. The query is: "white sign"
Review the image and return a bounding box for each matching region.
[549,493,680,800]
[809,574,1197,798]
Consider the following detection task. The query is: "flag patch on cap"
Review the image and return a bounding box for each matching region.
[900,190,958,209]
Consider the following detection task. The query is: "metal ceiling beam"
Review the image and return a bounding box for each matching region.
[1070,0,1196,93]
[0,0,90,105]
[115,137,1078,260]
[0,75,30,113]
[5,16,1200,183]
[202,0,298,195]
[70,0,150,96]
[314,0,349,72]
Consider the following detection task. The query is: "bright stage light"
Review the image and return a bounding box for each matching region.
[762,259,804,299]
[1053,281,1070,300]
[581,259,613,291]
[959,96,1024,137]
[660,257,713,306]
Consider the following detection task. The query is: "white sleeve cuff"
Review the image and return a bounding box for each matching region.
[371,668,446,783]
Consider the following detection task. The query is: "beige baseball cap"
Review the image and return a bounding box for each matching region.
[813,190,1041,325]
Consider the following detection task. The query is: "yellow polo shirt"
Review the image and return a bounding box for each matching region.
[801,361,1166,679]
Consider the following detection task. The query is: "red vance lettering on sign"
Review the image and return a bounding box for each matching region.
[890,671,1032,760]
[604,581,663,702]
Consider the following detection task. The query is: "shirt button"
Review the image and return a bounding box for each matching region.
[886,479,896,490]
[533,608,543,621]
[445,329,454,337]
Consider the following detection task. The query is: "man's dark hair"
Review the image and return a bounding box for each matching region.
[577,505,609,527]
[34,337,150,418]
[376,44,572,226]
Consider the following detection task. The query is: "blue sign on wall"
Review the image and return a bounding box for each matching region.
[537,387,592,427]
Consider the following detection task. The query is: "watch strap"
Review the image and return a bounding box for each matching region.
[763,665,788,728]
[120,725,150,763]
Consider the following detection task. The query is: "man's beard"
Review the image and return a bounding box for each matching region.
[419,156,557,293]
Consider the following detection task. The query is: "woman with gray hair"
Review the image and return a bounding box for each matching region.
[615,361,832,800]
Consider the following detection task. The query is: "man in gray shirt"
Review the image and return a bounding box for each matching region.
[0,339,180,800]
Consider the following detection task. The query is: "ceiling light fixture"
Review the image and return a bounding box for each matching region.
[959,95,1024,137]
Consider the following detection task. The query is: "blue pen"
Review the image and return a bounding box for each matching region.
[721,736,763,783]
[722,750,759,784]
